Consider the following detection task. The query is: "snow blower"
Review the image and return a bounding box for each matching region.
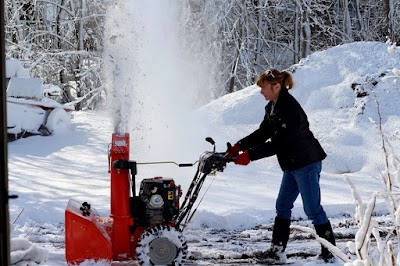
[65,133,232,265]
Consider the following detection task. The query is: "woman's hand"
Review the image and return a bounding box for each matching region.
[225,143,241,158]
[234,150,250,165]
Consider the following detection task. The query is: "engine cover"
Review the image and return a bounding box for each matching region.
[136,177,181,225]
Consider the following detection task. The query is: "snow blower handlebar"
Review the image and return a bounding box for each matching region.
[175,138,235,229]
[135,154,234,172]
[135,137,235,170]
[136,161,194,167]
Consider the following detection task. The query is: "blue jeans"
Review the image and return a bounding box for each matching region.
[275,161,328,225]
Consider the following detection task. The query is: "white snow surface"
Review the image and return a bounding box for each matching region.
[5,59,30,79]
[8,41,400,265]
[7,78,44,99]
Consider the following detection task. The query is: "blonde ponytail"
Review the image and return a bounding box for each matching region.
[256,69,295,90]
[282,71,295,90]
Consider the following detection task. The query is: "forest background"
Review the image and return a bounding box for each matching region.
[4,0,399,109]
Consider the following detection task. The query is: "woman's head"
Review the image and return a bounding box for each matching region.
[256,69,294,102]
[256,69,294,90]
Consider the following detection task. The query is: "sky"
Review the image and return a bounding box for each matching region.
[6,41,400,266]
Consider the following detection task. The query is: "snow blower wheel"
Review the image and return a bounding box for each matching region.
[136,225,187,266]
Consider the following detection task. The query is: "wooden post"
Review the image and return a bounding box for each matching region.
[0,0,11,264]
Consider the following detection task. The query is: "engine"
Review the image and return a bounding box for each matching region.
[135,177,181,225]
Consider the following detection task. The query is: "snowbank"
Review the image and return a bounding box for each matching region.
[290,41,400,175]
[10,238,48,265]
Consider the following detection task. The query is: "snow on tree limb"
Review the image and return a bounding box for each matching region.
[290,225,352,263]
[355,193,376,260]
[345,176,365,226]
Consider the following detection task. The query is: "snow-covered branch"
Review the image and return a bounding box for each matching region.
[35,0,74,17]
[354,194,376,260]
[291,225,352,263]
[346,177,365,226]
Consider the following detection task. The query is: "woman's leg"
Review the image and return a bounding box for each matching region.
[292,161,335,262]
[254,171,299,263]
[292,161,328,225]
[273,170,299,249]
[275,170,300,220]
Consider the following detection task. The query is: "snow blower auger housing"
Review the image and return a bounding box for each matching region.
[65,133,232,265]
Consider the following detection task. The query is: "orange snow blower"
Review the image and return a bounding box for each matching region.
[65,133,232,265]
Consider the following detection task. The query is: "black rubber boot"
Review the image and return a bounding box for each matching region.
[254,244,286,264]
[254,217,291,264]
[315,221,336,262]
[271,216,291,249]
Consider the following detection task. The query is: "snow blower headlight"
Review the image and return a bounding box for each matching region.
[149,194,164,208]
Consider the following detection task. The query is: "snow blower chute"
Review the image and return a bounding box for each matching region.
[65,133,232,265]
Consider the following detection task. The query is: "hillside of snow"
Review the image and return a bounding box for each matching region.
[200,41,400,177]
[7,41,400,265]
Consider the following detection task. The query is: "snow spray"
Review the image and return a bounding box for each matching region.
[103,1,218,167]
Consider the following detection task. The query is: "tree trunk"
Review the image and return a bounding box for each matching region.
[385,0,395,41]
[11,0,23,43]
[355,0,364,37]
[293,0,300,63]
[343,0,353,41]
[301,0,311,58]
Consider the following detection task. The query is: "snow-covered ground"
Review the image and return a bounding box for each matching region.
[7,41,400,265]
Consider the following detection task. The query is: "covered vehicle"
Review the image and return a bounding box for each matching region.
[6,59,74,141]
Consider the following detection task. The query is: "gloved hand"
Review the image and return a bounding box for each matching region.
[234,150,250,165]
[225,142,241,158]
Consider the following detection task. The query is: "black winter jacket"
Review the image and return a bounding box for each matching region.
[237,89,326,170]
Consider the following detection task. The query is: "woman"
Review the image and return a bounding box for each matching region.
[226,69,336,263]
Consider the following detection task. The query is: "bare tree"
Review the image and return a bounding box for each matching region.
[5,0,108,110]
[4,0,400,105]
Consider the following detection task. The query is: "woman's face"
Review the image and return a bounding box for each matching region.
[260,81,281,102]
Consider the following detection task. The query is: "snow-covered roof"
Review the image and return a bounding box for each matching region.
[7,77,44,99]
